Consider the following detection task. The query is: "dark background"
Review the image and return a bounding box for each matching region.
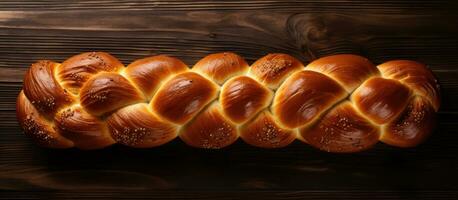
[1,1,458,199]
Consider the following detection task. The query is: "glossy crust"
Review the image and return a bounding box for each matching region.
[240,110,296,148]
[16,91,74,148]
[16,52,440,152]
[272,70,347,128]
[378,60,440,111]
[80,72,144,116]
[306,54,379,92]
[380,96,436,147]
[351,77,412,124]
[23,60,75,118]
[249,53,304,89]
[125,55,188,99]
[180,103,238,149]
[193,52,249,84]
[56,52,123,94]
[54,105,115,150]
[220,76,273,124]
[107,103,178,148]
[151,71,219,124]
[300,102,380,153]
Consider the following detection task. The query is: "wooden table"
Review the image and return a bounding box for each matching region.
[1,1,457,199]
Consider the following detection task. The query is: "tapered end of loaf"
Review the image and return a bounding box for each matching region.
[57,52,124,94]
[377,60,440,111]
[23,60,75,118]
[380,96,436,148]
[16,91,74,148]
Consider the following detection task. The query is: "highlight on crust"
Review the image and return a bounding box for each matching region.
[16,52,440,152]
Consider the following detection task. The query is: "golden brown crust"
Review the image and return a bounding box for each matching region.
[240,110,296,148]
[351,77,412,124]
[125,55,188,99]
[151,71,218,124]
[79,72,144,116]
[249,53,304,89]
[377,60,440,111]
[56,52,123,94]
[272,70,347,128]
[54,105,115,150]
[16,91,74,148]
[220,76,273,124]
[16,52,440,152]
[107,103,178,148]
[380,96,436,147]
[193,52,249,84]
[179,103,238,149]
[306,54,379,92]
[300,102,380,153]
[23,60,75,118]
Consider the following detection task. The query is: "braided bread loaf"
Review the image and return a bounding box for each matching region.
[16,52,440,152]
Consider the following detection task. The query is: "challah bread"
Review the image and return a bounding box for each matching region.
[16,52,440,152]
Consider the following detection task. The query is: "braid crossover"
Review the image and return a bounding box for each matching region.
[16,52,440,153]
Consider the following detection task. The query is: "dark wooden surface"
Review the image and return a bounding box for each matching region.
[1,1,458,199]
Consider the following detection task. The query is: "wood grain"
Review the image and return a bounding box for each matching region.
[1,1,458,199]
[1,190,457,200]
[0,1,454,12]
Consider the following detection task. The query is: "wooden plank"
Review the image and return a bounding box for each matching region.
[0,11,456,66]
[0,1,457,199]
[1,113,457,191]
[0,0,454,13]
[1,190,458,200]
[0,11,457,111]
